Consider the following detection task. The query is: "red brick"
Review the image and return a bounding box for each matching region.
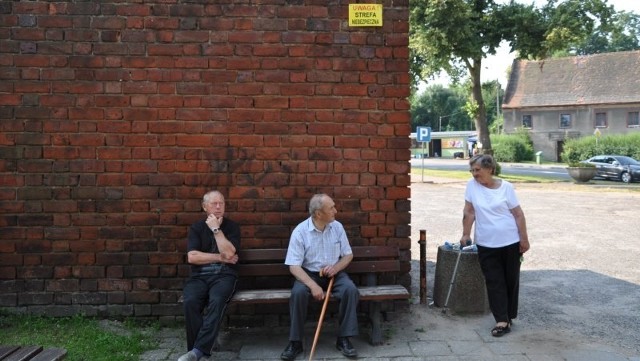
[0,94,20,106]
[116,4,151,16]
[72,266,104,279]
[144,17,179,30]
[98,279,132,291]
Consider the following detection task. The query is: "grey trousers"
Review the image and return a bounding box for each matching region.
[288,270,359,341]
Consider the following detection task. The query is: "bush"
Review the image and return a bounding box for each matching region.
[561,133,640,164]
[491,130,534,162]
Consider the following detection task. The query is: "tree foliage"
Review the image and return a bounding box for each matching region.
[572,10,640,54]
[410,85,472,132]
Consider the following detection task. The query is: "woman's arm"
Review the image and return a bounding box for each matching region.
[460,200,475,245]
[510,205,530,253]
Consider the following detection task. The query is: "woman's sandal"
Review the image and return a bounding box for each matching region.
[491,323,511,337]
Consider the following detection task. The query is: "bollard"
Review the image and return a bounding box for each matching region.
[418,230,427,304]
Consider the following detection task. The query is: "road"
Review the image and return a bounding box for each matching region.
[411,157,571,180]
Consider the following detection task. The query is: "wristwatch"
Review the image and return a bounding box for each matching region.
[212,228,220,234]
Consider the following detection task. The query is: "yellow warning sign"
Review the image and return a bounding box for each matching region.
[348,4,383,27]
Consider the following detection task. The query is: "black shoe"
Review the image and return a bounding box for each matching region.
[336,337,358,358]
[280,341,303,361]
[491,323,511,337]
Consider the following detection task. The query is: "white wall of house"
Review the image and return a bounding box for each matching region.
[504,105,640,162]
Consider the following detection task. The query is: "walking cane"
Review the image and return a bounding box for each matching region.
[308,275,335,361]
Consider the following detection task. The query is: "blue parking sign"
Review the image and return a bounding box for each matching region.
[417,126,431,142]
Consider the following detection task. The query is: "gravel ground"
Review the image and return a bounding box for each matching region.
[408,175,640,355]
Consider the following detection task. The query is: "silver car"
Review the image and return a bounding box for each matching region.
[584,155,640,183]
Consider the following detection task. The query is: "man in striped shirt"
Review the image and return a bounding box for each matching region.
[280,194,359,360]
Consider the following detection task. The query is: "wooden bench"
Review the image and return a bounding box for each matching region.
[0,345,66,361]
[230,246,410,345]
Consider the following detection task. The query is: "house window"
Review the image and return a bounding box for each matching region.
[595,112,607,128]
[628,112,639,127]
[522,115,532,129]
[560,114,571,129]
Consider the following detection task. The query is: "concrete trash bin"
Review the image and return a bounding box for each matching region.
[433,245,490,314]
[535,151,543,164]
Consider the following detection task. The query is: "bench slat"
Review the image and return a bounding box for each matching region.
[231,285,409,304]
[237,264,289,277]
[29,348,67,361]
[237,248,286,261]
[352,246,399,258]
[0,346,19,359]
[237,246,399,263]
[346,260,399,273]
[236,259,400,277]
[232,289,290,304]
[3,346,42,361]
[358,285,409,300]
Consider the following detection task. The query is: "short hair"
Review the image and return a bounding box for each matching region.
[202,190,224,205]
[308,193,327,216]
[469,154,497,175]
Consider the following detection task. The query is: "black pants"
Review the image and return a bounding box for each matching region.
[477,242,521,324]
[182,266,237,355]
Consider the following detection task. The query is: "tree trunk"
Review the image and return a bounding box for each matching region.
[469,62,492,155]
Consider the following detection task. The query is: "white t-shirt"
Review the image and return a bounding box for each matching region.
[464,178,520,248]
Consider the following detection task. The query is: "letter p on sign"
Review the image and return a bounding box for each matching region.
[417,126,431,142]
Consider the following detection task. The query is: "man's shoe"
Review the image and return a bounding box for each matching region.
[280,341,303,361]
[177,350,199,361]
[336,337,358,358]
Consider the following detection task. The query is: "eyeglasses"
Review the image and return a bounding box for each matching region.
[469,168,483,173]
[207,201,225,206]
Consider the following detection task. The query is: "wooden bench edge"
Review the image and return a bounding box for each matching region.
[230,285,409,304]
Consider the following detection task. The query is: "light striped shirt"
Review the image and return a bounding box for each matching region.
[285,217,353,272]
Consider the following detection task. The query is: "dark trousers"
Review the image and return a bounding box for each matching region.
[182,269,237,355]
[288,270,359,341]
[477,242,521,323]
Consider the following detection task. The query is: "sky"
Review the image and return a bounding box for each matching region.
[428,0,640,88]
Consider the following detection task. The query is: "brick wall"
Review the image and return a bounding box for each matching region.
[0,0,411,321]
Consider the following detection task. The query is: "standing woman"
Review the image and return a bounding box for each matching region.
[460,154,530,337]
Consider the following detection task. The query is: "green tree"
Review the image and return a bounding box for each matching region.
[410,85,471,132]
[409,0,615,154]
[574,11,640,54]
[482,79,502,133]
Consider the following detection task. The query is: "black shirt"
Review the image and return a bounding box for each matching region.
[186,217,241,275]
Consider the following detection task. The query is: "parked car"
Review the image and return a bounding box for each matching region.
[583,155,640,183]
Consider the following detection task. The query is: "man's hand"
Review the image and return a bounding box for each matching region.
[220,253,238,264]
[310,283,324,301]
[320,265,337,278]
[206,214,222,230]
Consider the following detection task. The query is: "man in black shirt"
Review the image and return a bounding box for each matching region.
[178,190,241,361]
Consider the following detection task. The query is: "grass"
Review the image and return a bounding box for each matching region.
[411,168,561,183]
[0,311,159,361]
[412,167,640,192]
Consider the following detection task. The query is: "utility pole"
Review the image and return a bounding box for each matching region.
[438,112,460,132]
[496,80,500,121]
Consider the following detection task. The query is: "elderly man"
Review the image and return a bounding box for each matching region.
[280,193,359,360]
[178,190,241,361]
